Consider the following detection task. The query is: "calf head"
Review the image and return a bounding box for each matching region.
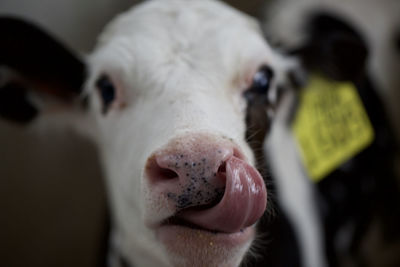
[0,0,297,266]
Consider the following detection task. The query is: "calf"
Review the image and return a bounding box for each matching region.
[0,0,297,266]
[263,0,400,266]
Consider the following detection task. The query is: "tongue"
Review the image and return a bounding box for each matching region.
[180,157,267,233]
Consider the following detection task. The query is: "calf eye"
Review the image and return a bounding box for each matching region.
[244,65,274,101]
[252,66,274,94]
[96,75,115,114]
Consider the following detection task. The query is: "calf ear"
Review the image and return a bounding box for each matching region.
[296,12,368,81]
[0,17,86,123]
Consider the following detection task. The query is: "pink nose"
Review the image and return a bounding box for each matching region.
[146,134,267,233]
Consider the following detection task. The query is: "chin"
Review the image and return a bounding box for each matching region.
[157,225,255,267]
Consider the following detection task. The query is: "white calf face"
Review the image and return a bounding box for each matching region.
[81,0,292,266]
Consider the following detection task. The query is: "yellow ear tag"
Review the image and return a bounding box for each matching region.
[292,75,374,183]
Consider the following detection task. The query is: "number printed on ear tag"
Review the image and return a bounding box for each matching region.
[292,75,374,182]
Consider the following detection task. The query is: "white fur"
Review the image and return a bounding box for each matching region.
[266,91,328,267]
[69,1,293,266]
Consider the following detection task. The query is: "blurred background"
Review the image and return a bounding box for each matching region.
[0,0,399,267]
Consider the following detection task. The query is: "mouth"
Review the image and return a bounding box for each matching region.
[156,204,257,251]
[157,215,255,249]
[163,215,221,233]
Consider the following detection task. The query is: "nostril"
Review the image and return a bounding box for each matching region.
[146,157,179,183]
[159,168,179,180]
[217,161,226,174]
[215,161,228,188]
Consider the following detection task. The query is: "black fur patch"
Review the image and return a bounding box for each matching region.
[298,12,368,81]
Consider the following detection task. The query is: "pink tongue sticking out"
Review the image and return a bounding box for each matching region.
[180,157,267,233]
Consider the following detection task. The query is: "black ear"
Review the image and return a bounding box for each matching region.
[295,12,368,81]
[0,17,86,123]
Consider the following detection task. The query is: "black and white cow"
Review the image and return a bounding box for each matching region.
[263,0,400,266]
